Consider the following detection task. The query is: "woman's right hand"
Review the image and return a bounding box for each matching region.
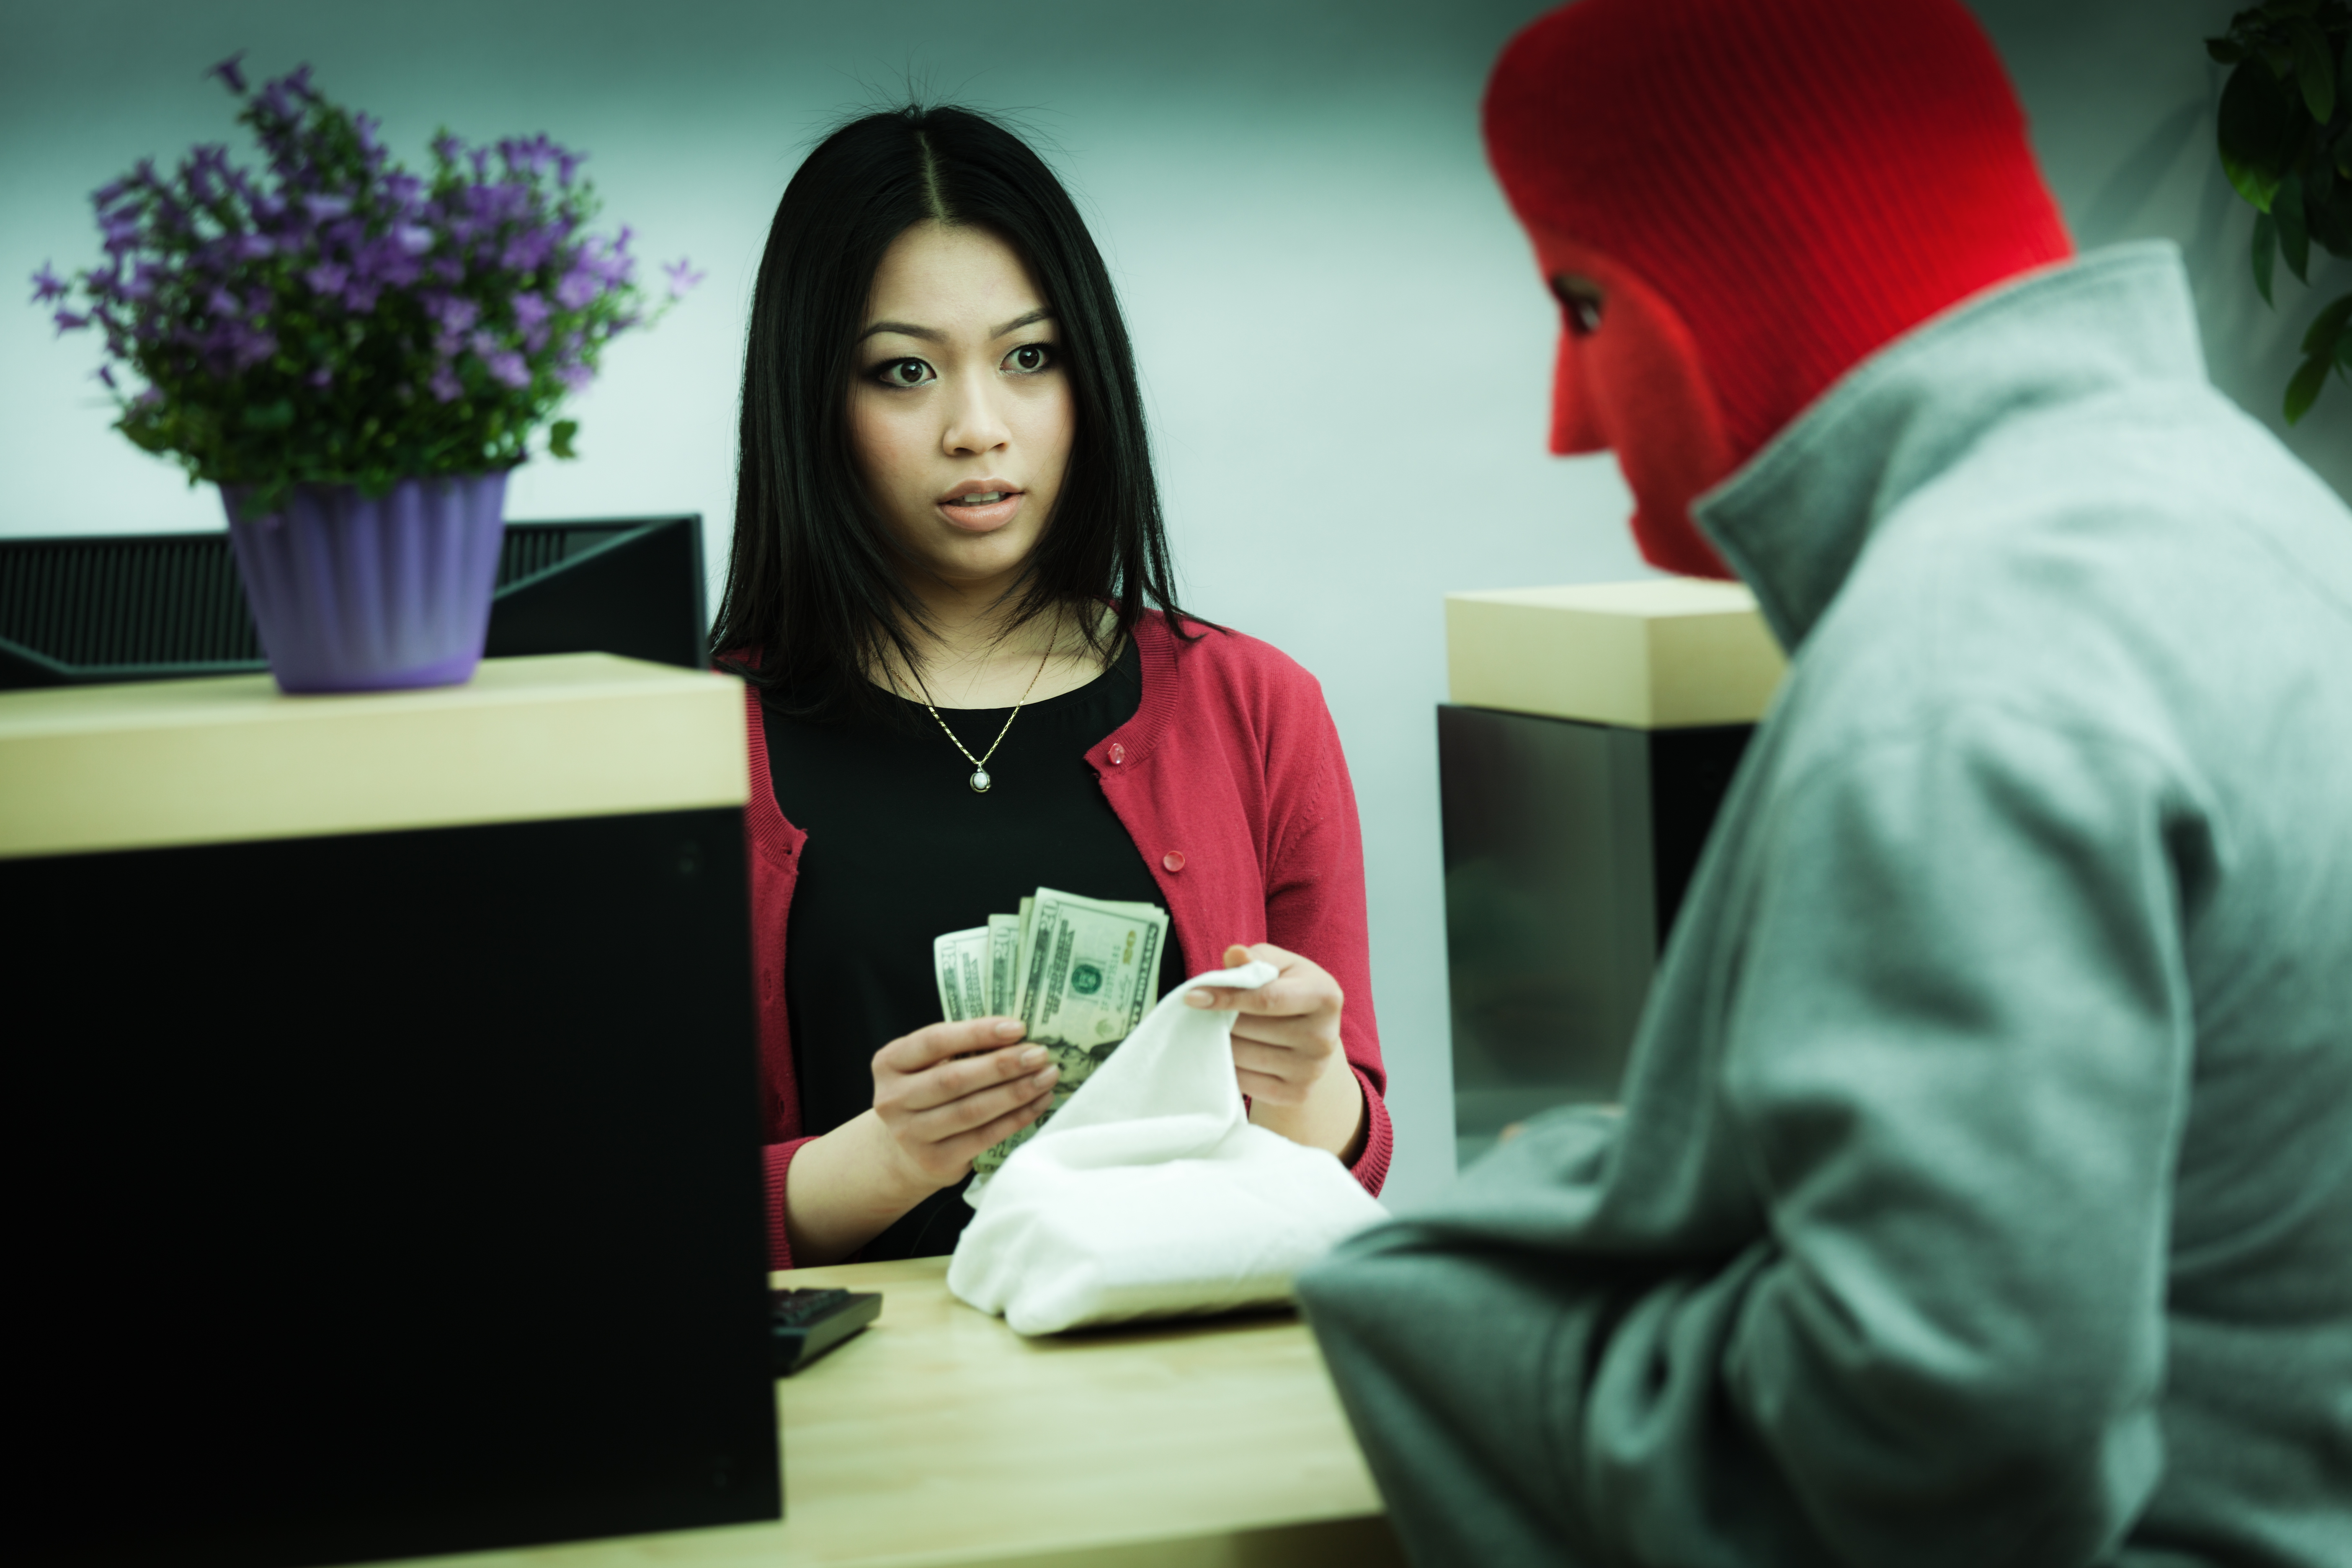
[869,1016,1060,1191]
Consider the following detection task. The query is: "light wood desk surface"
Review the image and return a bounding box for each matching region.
[359,1258,1402,1568]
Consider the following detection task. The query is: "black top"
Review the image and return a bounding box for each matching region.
[762,637,1185,1259]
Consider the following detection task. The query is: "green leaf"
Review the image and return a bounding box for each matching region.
[549,418,578,459]
[241,399,294,431]
[2254,209,2280,303]
[2309,158,2352,256]
[2219,60,2294,209]
[2208,36,2246,64]
[2278,168,2313,279]
[2284,348,2330,422]
[2307,291,2352,355]
[2292,18,2337,121]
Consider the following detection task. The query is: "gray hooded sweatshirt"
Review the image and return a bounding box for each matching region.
[1297,244,2352,1568]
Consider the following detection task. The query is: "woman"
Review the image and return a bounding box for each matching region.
[714,105,1390,1269]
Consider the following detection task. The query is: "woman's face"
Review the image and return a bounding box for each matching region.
[848,220,1073,596]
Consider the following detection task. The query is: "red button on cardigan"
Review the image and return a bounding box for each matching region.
[1163,851,1185,872]
[1109,742,1126,765]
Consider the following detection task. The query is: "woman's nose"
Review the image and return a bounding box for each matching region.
[941,374,1011,456]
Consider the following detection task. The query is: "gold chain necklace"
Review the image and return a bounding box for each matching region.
[898,642,1054,793]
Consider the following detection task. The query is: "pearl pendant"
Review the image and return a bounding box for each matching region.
[970,768,992,793]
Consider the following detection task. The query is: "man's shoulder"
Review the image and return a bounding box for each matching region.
[1783,389,2352,796]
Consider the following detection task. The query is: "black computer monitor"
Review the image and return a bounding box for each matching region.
[0,513,710,689]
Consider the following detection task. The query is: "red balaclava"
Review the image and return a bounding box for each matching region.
[1483,0,2073,578]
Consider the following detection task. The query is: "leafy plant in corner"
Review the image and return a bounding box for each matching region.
[2209,1,2351,424]
[28,56,705,513]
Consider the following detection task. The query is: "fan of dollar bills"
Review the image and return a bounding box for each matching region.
[934,886,1171,1180]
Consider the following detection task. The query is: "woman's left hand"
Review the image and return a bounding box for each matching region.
[1185,941,1345,1105]
[1186,942,1367,1161]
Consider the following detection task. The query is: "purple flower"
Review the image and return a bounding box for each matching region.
[223,322,275,369]
[428,364,463,402]
[431,133,462,166]
[306,365,333,389]
[482,348,530,389]
[394,223,434,255]
[500,226,557,272]
[427,294,480,333]
[208,52,248,95]
[304,261,349,297]
[468,328,499,358]
[207,286,242,319]
[555,361,593,392]
[554,268,598,310]
[341,279,382,313]
[663,258,705,299]
[511,291,550,331]
[231,233,276,260]
[557,150,583,186]
[95,365,117,389]
[303,193,352,222]
[30,263,67,303]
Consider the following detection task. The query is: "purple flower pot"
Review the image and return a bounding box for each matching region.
[221,472,509,694]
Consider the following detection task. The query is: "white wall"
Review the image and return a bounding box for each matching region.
[5,0,2339,1208]
[1975,0,2350,500]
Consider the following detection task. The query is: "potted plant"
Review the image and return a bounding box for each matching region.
[28,55,701,692]
[2209,1,2350,424]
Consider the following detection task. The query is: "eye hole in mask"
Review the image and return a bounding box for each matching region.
[1550,274,1604,337]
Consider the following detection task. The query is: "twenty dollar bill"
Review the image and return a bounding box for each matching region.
[933,885,1169,1181]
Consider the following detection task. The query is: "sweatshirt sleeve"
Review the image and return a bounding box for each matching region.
[1300,706,2195,1566]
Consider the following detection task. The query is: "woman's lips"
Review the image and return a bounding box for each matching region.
[937,490,1024,532]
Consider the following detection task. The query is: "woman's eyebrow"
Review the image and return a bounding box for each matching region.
[990,307,1053,338]
[856,307,1055,346]
[858,319,941,343]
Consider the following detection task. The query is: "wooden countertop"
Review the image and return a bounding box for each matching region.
[355,1257,1401,1568]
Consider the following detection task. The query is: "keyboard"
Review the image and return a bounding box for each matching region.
[771,1287,882,1377]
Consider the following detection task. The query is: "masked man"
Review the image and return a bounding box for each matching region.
[1297,2,2352,1563]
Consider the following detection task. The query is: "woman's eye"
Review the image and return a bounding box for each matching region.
[1004,343,1055,374]
[875,358,934,388]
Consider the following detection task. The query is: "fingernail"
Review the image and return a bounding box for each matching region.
[995,1019,1022,1037]
[1033,1065,1059,1086]
[1186,990,1212,1007]
[1019,1045,1048,1068]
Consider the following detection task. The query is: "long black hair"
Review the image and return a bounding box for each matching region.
[711,104,1193,717]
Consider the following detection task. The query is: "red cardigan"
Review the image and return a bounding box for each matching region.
[741,611,1393,1268]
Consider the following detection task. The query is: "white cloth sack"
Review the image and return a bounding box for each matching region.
[947,960,1390,1335]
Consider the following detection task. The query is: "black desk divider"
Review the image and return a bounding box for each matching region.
[8,807,781,1566]
[0,513,708,688]
[1439,704,1751,1161]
